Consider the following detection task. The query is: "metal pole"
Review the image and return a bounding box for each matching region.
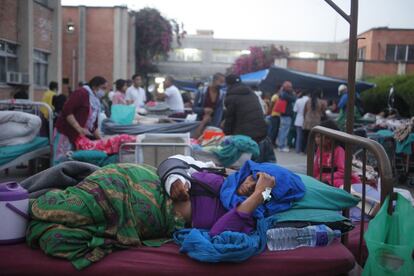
[344,0,359,200]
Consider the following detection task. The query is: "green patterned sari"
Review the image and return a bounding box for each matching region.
[26,163,184,270]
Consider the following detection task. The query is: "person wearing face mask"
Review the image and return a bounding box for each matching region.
[192,72,226,128]
[54,76,107,164]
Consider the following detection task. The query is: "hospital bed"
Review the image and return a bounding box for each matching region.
[0,100,53,171]
[0,127,395,275]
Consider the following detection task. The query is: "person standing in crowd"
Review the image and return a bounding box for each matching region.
[126,74,147,108]
[277,81,296,152]
[293,90,309,154]
[40,81,58,119]
[267,86,281,147]
[192,73,225,128]
[336,84,362,130]
[303,88,326,152]
[156,76,184,112]
[54,76,107,164]
[112,79,128,105]
[223,74,276,163]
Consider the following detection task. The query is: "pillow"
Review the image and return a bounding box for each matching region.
[292,174,360,210]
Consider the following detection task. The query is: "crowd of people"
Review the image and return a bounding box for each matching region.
[38,71,359,165]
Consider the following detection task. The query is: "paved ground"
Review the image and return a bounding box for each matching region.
[275,150,307,174]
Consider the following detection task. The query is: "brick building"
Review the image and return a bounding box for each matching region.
[0,0,61,100]
[275,27,414,80]
[62,5,135,92]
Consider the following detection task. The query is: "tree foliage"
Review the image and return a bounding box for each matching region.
[228,45,289,75]
[133,8,185,75]
[361,74,414,117]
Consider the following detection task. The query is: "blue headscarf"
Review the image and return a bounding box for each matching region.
[220,160,306,218]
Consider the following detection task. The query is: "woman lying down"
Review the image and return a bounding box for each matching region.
[26,159,306,269]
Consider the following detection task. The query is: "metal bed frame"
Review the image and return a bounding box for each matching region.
[306,126,394,265]
[119,133,192,168]
[0,99,54,171]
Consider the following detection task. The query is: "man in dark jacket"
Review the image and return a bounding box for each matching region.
[223,74,276,163]
[276,81,296,152]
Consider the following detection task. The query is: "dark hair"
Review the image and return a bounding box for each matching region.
[212,72,225,82]
[225,74,241,86]
[115,79,127,91]
[131,73,142,80]
[165,75,174,83]
[88,76,107,89]
[311,88,322,111]
[49,81,58,91]
[320,120,340,131]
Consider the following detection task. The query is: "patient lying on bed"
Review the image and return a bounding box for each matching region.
[26,159,305,269]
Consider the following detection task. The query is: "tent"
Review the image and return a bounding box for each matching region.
[173,79,201,93]
[241,66,375,99]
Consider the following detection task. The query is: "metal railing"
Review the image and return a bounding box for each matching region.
[306,126,394,264]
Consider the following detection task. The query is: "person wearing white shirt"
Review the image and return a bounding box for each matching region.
[125,74,147,108]
[156,76,184,112]
[293,91,309,154]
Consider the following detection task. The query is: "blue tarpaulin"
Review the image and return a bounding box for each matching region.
[240,66,375,99]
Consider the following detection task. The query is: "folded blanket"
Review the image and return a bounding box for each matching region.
[26,164,184,270]
[20,161,99,198]
[212,135,259,167]
[0,111,41,146]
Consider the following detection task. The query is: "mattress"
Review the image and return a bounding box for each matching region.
[0,242,355,275]
[0,137,49,166]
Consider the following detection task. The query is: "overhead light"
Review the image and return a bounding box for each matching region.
[182,48,199,55]
[66,20,75,33]
[240,49,251,55]
[296,52,316,58]
[155,77,165,84]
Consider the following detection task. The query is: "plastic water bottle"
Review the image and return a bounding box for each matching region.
[266,224,341,251]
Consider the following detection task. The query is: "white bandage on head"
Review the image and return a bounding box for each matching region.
[165,174,191,196]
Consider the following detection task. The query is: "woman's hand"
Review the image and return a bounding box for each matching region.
[170,179,190,202]
[78,128,92,137]
[254,172,275,193]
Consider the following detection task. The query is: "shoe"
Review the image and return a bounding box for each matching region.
[280,147,290,153]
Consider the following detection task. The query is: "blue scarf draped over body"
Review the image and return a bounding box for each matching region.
[220,160,306,218]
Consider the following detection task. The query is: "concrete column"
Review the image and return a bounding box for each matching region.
[274,58,288,68]
[17,0,34,100]
[128,14,136,77]
[317,59,325,75]
[397,62,406,75]
[48,0,62,94]
[78,6,86,83]
[356,61,364,80]
[113,6,128,81]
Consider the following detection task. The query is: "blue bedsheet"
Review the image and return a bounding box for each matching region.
[0,137,49,165]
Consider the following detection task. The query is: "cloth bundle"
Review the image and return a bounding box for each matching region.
[75,134,135,154]
[212,135,259,167]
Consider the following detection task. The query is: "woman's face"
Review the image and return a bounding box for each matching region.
[237,175,256,196]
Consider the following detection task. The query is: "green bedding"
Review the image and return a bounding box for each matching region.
[0,137,49,165]
[26,163,184,270]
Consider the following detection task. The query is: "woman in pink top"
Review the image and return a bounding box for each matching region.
[112,79,128,105]
[313,120,361,188]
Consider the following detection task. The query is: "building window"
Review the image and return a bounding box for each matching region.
[385,44,414,62]
[212,50,243,63]
[357,47,366,60]
[0,40,18,83]
[169,48,202,62]
[408,45,414,61]
[33,50,49,87]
